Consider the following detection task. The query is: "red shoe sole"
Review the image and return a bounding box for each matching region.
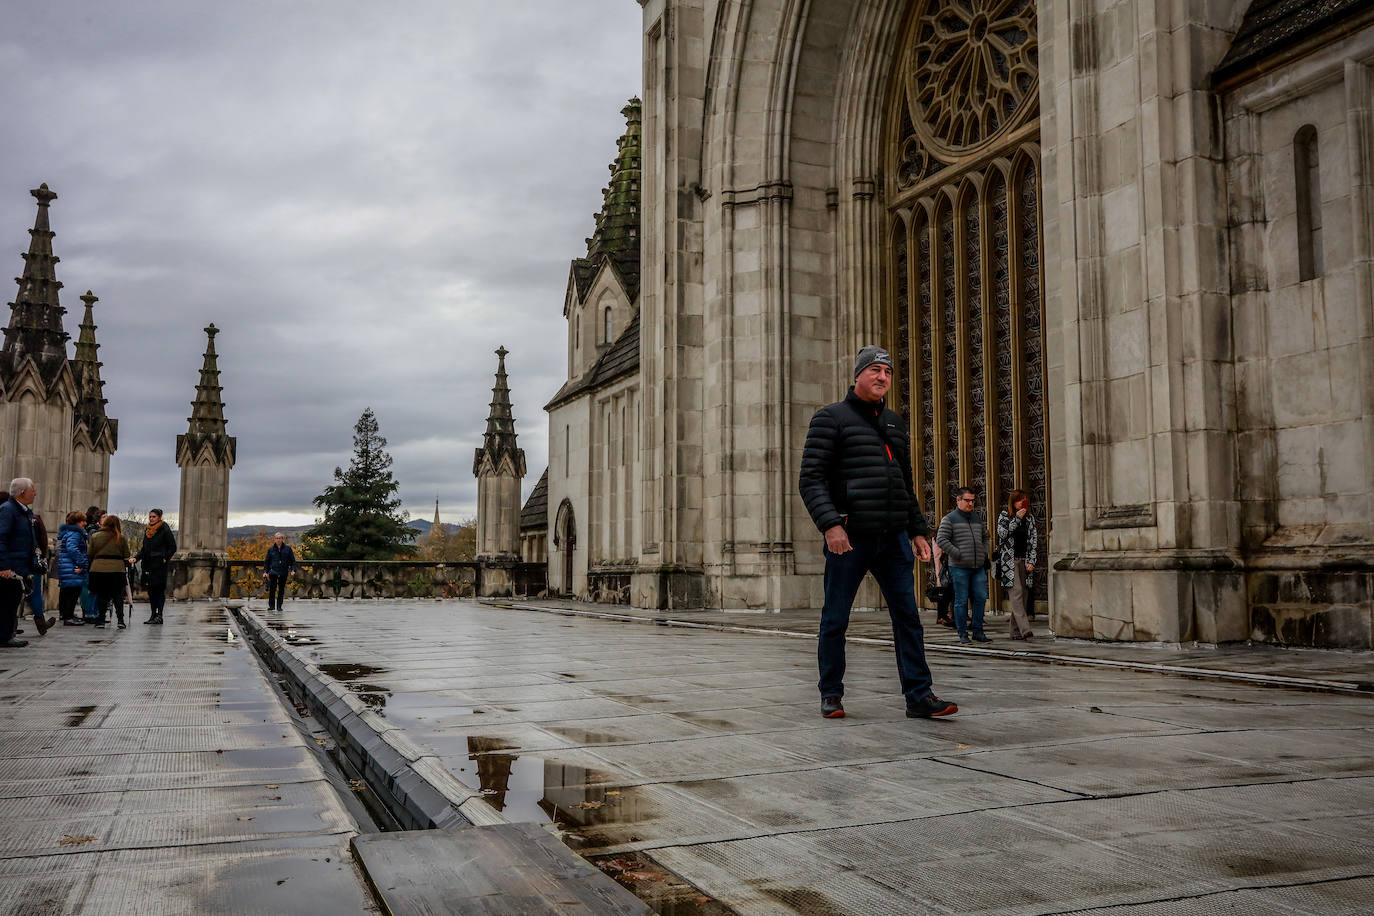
[930,703,958,717]
[823,709,846,718]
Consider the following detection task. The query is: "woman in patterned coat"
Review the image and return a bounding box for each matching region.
[995,489,1038,639]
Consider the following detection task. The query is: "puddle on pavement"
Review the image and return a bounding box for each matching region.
[261,620,313,632]
[450,737,647,848]
[317,663,389,682]
[64,705,97,727]
[318,664,396,711]
[590,852,738,915]
[351,684,390,711]
[541,725,629,745]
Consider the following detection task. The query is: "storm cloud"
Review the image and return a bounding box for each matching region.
[0,1,641,525]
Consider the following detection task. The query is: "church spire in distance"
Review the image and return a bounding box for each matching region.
[2,183,74,390]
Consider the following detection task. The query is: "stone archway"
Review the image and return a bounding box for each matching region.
[884,0,1048,602]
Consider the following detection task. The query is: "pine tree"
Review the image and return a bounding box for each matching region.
[305,408,413,560]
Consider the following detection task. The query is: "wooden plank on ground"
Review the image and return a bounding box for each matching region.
[351,822,652,915]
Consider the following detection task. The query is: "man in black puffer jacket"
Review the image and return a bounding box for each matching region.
[799,346,957,720]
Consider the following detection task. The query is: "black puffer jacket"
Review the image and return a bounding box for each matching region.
[799,389,927,537]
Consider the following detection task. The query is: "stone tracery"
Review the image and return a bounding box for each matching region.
[888,0,1047,600]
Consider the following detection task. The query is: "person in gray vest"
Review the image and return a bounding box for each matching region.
[936,486,991,644]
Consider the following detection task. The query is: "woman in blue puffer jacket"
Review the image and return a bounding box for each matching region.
[56,511,89,626]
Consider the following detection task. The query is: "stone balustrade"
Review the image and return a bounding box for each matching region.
[165,557,547,601]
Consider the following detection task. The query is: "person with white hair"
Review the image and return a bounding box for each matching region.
[0,478,38,647]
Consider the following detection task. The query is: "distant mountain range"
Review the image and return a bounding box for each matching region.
[227,518,465,543]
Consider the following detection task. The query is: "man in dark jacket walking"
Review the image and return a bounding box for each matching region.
[0,478,38,648]
[263,533,296,611]
[799,346,957,719]
[936,487,992,644]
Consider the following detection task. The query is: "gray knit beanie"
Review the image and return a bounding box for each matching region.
[853,345,894,379]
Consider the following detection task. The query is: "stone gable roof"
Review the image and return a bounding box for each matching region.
[520,468,549,531]
[544,311,640,411]
[1211,0,1374,88]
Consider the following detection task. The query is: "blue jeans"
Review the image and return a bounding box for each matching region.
[949,566,988,638]
[29,573,44,620]
[818,531,935,705]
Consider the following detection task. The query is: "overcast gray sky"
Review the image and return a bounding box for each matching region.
[0,1,642,526]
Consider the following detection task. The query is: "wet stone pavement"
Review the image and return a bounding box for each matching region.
[254,598,1374,915]
[0,603,377,915]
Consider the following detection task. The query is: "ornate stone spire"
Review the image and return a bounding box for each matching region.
[572,99,642,302]
[472,346,526,478]
[177,324,236,465]
[472,347,526,584]
[433,499,441,528]
[176,323,235,562]
[2,184,73,391]
[71,290,118,450]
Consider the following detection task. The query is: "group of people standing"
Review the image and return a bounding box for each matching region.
[930,487,1040,644]
[0,477,177,648]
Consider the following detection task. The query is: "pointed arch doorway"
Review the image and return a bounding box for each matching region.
[554,499,577,596]
[884,0,1049,606]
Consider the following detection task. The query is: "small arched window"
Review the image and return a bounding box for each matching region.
[574,317,580,355]
[603,306,613,344]
[1295,125,1323,281]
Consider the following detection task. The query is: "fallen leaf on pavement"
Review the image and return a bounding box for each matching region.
[572,801,603,809]
[58,835,97,846]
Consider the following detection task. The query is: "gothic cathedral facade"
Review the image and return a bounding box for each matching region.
[544,0,1374,648]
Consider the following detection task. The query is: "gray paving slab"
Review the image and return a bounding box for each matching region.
[0,603,377,914]
[251,598,1374,914]
[495,598,1374,691]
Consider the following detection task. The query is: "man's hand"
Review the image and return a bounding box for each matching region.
[0,570,11,579]
[911,535,931,563]
[824,526,851,555]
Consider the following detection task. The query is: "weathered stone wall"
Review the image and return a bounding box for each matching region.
[1222,25,1374,647]
[476,474,521,558]
[68,444,110,517]
[177,462,230,555]
[634,0,710,609]
[0,393,75,527]
[1043,0,1253,642]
